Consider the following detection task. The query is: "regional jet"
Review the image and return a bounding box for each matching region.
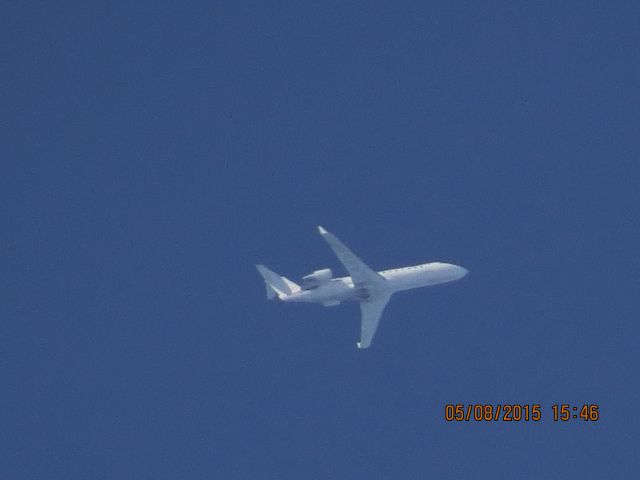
[256,226,468,349]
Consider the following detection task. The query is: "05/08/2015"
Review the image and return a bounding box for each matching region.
[444,404,600,422]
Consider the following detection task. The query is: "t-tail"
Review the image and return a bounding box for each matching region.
[255,265,301,300]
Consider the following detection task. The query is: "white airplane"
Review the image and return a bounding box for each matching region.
[256,226,468,349]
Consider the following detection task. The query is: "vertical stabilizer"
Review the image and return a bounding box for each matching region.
[256,265,301,299]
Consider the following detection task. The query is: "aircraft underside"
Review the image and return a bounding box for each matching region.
[256,226,468,348]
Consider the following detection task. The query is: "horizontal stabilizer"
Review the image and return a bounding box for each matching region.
[265,281,277,300]
[256,265,300,299]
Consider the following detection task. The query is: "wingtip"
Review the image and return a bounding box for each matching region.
[317,225,328,235]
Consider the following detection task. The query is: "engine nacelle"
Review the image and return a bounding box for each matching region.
[301,268,333,290]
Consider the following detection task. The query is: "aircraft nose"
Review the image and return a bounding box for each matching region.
[458,266,469,278]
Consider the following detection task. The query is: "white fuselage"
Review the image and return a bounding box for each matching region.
[282,262,468,304]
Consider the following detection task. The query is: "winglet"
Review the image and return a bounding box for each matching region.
[318,225,328,235]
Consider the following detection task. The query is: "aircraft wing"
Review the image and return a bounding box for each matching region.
[358,293,391,349]
[318,226,390,348]
[317,226,385,287]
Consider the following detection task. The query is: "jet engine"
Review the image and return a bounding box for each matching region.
[301,268,333,290]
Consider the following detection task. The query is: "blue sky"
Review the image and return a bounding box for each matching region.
[3,1,639,478]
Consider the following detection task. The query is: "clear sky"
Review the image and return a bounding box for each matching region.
[3,1,639,478]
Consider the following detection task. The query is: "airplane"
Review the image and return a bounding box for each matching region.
[256,226,468,349]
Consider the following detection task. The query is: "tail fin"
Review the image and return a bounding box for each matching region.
[256,265,301,300]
